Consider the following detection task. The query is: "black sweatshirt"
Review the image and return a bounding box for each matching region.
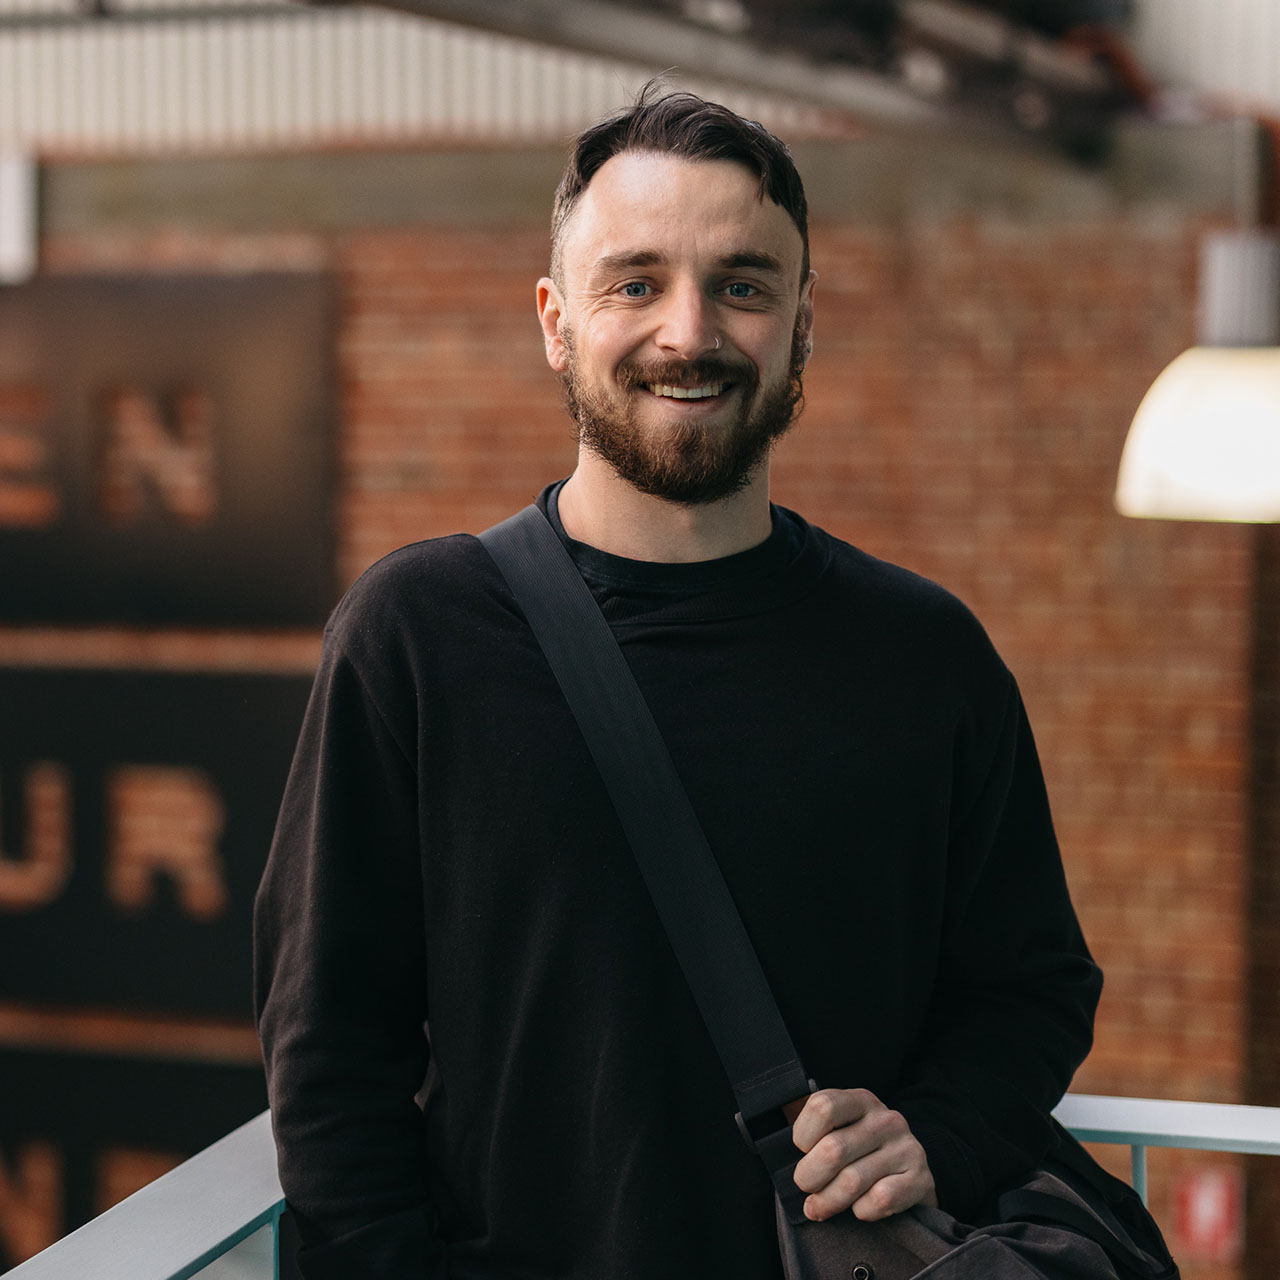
[254,490,1102,1279]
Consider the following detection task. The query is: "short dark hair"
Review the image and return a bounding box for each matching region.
[550,80,810,290]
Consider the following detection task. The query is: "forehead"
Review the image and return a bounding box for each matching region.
[559,151,804,283]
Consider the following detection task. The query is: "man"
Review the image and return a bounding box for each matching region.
[254,84,1102,1279]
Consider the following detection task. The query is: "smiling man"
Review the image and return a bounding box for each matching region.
[254,85,1102,1279]
[542,148,810,529]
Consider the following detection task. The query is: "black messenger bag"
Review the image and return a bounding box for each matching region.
[480,505,1179,1280]
[773,1122,1176,1280]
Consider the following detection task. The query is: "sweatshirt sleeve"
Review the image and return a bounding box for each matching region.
[253,619,441,1279]
[892,678,1102,1216]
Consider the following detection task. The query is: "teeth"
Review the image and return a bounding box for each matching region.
[645,382,728,400]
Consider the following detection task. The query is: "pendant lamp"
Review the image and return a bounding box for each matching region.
[1115,230,1280,522]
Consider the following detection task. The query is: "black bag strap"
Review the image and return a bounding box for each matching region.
[479,504,812,1215]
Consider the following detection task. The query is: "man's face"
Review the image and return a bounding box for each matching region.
[538,151,815,505]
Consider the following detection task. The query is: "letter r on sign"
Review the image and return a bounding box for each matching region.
[107,766,228,920]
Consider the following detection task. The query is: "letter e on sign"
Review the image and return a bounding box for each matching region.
[107,766,228,920]
[0,383,58,529]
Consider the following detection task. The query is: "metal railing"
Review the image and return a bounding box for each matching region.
[11,1094,1280,1278]
[7,1110,284,1280]
[1053,1092,1280,1205]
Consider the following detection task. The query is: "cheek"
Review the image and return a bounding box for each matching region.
[583,327,642,378]
[749,336,796,381]
[733,312,794,360]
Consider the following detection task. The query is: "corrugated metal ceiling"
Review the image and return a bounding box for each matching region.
[0,0,1274,157]
[0,1,850,154]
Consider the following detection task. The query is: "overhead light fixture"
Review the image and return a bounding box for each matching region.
[0,152,38,285]
[1116,229,1280,522]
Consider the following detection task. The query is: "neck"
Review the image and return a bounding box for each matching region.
[557,451,773,563]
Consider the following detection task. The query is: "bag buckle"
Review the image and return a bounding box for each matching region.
[734,1079,816,1158]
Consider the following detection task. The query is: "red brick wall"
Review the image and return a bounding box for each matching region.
[787,217,1248,1100]
[783,218,1253,1278]
[9,203,1262,1278]
[334,227,575,576]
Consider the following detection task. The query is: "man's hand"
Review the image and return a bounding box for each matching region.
[790,1088,938,1223]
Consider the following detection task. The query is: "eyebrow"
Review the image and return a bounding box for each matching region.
[588,249,788,279]
[590,250,665,279]
[717,251,786,275]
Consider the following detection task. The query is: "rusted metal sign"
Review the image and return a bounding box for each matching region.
[0,274,334,624]
[0,668,312,1017]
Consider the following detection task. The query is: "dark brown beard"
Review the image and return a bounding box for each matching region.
[560,320,807,506]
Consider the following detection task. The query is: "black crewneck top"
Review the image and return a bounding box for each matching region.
[543,480,806,620]
[255,500,1101,1280]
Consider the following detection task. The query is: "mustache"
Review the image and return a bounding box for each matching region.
[617,357,758,392]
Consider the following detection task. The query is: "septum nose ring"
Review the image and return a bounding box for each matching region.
[713,336,722,351]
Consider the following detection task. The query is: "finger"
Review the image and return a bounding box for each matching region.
[851,1169,936,1222]
[800,1149,904,1221]
[791,1087,880,1154]
[794,1125,876,1193]
[792,1104,910,1190]
[805,1159,936,1224]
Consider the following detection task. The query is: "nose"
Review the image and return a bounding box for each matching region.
[654,282,719,360]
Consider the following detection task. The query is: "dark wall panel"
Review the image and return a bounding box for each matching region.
[0,274,334,625]
[0,670,312,1017]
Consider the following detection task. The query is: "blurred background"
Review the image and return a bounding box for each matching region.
[0,1,1278,1276]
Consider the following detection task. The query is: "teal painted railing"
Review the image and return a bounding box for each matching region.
[1053,1093,1280,1205]
[10,1095,1280,1278]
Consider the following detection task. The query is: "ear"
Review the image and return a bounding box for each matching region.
[537,277,569,373]
[799,270,817,359]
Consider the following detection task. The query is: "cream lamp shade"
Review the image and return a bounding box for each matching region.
[1115,346,1280,522]
[1116,229,1280,523]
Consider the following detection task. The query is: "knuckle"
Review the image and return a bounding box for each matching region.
[835,1164,865,1201]
[869,1107,907,1143]
[814,1132,848,1169]
[809,1091,839,1124]
[862,1181,897,1219]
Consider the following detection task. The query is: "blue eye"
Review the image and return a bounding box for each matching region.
[622,281,650,298]
[726,282,757,299]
